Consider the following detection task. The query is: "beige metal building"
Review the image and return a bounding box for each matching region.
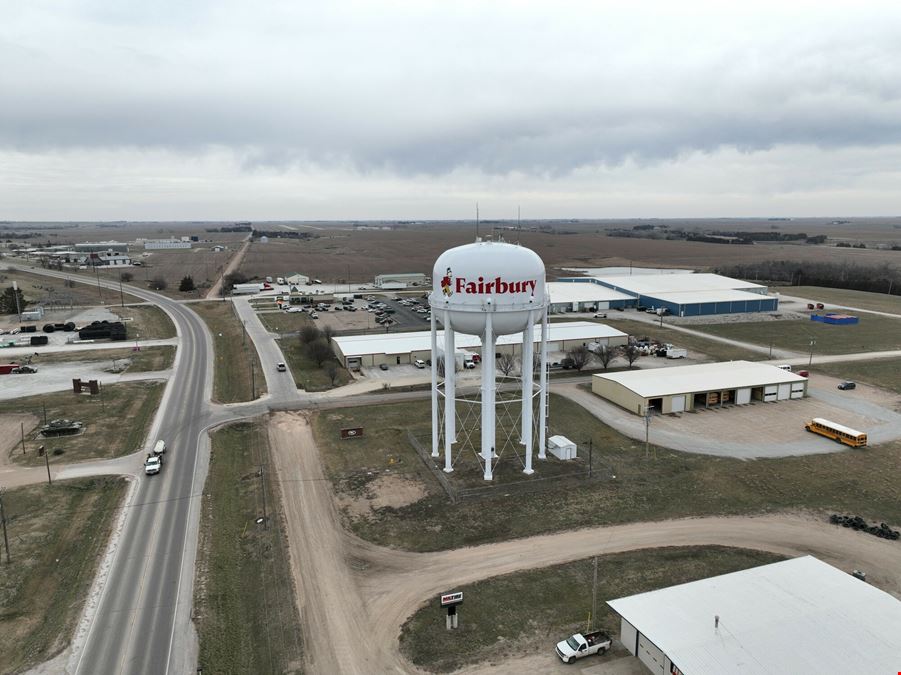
[332,321,628,369]
[592,360,808,415]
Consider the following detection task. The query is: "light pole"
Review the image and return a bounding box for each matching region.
[644,408,652,459]
[808,338,816,367]
[12,281,22,322]
[93,261,104,303]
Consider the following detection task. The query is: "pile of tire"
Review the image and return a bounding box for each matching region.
[830,514,900,540]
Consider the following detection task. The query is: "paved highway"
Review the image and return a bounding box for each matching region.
[11,266,214,675]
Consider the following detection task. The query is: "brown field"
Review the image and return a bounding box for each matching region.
[0,268,143,308]
[1,222,249,245]
[236,223,901,284]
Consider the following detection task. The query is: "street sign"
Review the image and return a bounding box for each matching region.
[440,591,463,607]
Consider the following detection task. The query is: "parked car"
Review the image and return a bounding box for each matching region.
[276,362,287,372]
[310,312,319,319]
[11,365,38,374]
[798,370,809,377]
[837,381,856,390]
[414,359,426,369]
[593,312,607,319]
[379,363,389,371]
[816,302,825,309]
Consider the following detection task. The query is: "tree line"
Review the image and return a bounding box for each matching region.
[718,260,899,295]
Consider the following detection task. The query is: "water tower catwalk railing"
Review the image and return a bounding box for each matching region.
[429,304,549,481]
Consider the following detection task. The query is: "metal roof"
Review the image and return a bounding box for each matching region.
[642,289,776,305]
[593,361,806,398]
[547,282,635,304]
[579,273,767,295]
[333,321,627,358]
[607,556,901,675]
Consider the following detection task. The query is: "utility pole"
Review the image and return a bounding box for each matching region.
[12,281,22,322]
[250,360,256,399]
[43,446,52,485]
[42,402,48,426]
[769,341,774,359]
[0,489,10,563]
[808,338,816,367]
[93,262,104,303]
[644,408,652,459]
[591,556,598,630]
[99,381,105,411]
[587,438,593,479]
[260,463,268,530]
[20,422,26,455]
[119,277,125,307]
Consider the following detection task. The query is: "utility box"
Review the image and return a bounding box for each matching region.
[547,435,577,460]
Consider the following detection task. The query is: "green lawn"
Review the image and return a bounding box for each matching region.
[112,304,177,340]
[400,546,784,672]
[602,317,765,361]
[313,394,901,552]
[0,477,128,673]
[194,421,303,674]
[192,302,267,403]
[790,286,901,315]
[690,314,901,355]
[813,357,901,395]
[3,381,165,466]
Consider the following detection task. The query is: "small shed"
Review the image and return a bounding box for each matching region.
[547,435,577,460]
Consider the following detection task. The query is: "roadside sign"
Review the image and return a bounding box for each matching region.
[340,427,364,439]
[440,591,463,607]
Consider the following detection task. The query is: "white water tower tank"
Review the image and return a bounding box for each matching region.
[431,240,546,336]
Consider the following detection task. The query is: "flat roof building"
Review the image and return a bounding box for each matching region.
[557,273,778,316]
[608,556,901,675]
[332,321,628,369]
[546,282,635,314]
[374,272,429,288]
[592,360,807,415]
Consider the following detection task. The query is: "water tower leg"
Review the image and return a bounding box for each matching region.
[443,309,455,473]
[538,306,549,460]
[521,314,535,475]
[481,311,495,481]
[430,311,439,458]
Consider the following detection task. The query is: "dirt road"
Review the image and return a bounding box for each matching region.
[268,412,901,675]
[205,236,251,299]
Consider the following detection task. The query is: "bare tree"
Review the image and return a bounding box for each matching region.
[322,325,335,343]
[306,338,333,366]
[567,345,594,371]
[299,324,322,345]
[326,363,340,386]
[119,271,134,282]
[497,353,516,376]
[593,345,616,370]
[149,275,167,290]
[623,345,641,369]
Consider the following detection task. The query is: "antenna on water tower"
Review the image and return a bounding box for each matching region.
[475,202,480,241]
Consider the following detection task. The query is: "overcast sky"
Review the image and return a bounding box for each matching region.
[2,0,900,220]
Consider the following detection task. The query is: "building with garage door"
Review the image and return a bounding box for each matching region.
[607,555,901,675]
[547,282,635,313]
[592,361,807,415]
[332,321,628,369]
[556,273,778,316]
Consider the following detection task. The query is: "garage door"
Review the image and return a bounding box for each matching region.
[637,634,666,675]
[735,387,751,405]
[777,383,791,400]
[596,301,610,310]
[764,385,778,402]
[791,383,805,399]
[670,395,685,413]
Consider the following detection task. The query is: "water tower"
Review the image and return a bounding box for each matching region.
[429,240,550,481]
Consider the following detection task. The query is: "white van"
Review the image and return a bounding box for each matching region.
[152,440,167,455]
[776,364,792,372]
[414,359,426,369]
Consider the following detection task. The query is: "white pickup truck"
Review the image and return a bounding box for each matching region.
[555,630,612,663]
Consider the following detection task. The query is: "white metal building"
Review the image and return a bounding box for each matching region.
[285,273,310,286]
[547,282,635,313]
[143,239,192,250]
[332,321,628,369]
[607,555,901,675]
[592,361,808,415]
[374,272,429,288]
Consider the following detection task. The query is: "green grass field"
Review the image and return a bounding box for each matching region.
[313,394,901,552]
[192,302,267,403]
[813,358,901,394]
[0,477,127,673]
[789,286,901,314]
[4,381,165,466]
[691,314,901,355]
[194,421,303,674]
[602,317,765,361]
[400,546,784,672]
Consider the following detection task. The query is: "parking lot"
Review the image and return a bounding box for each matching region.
[272,294,432,334]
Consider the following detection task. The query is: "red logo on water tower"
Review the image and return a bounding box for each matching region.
[441,268,454,297]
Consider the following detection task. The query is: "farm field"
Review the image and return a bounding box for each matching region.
[400,546,784,672]
[235,224,901,285]
[313,394,901,552]
[194,421,302,674]
[0,477,128,674]
[0,268,143,308]
[2,381,165,466]
[788,286,901,315]
[690,314,901,355]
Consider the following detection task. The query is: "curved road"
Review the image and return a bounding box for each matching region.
[11,265,214,675]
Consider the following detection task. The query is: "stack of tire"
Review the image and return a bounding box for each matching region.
[42,322,76,333]
[830,514,900,540]
[78,320,128,341]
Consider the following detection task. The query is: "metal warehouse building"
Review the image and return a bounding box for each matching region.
[332,321,628,369]
[557,273,778,316]
[546,282,635,314]
[607,556,901,675]
[592,361,807,415]
[374,272,429,288]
